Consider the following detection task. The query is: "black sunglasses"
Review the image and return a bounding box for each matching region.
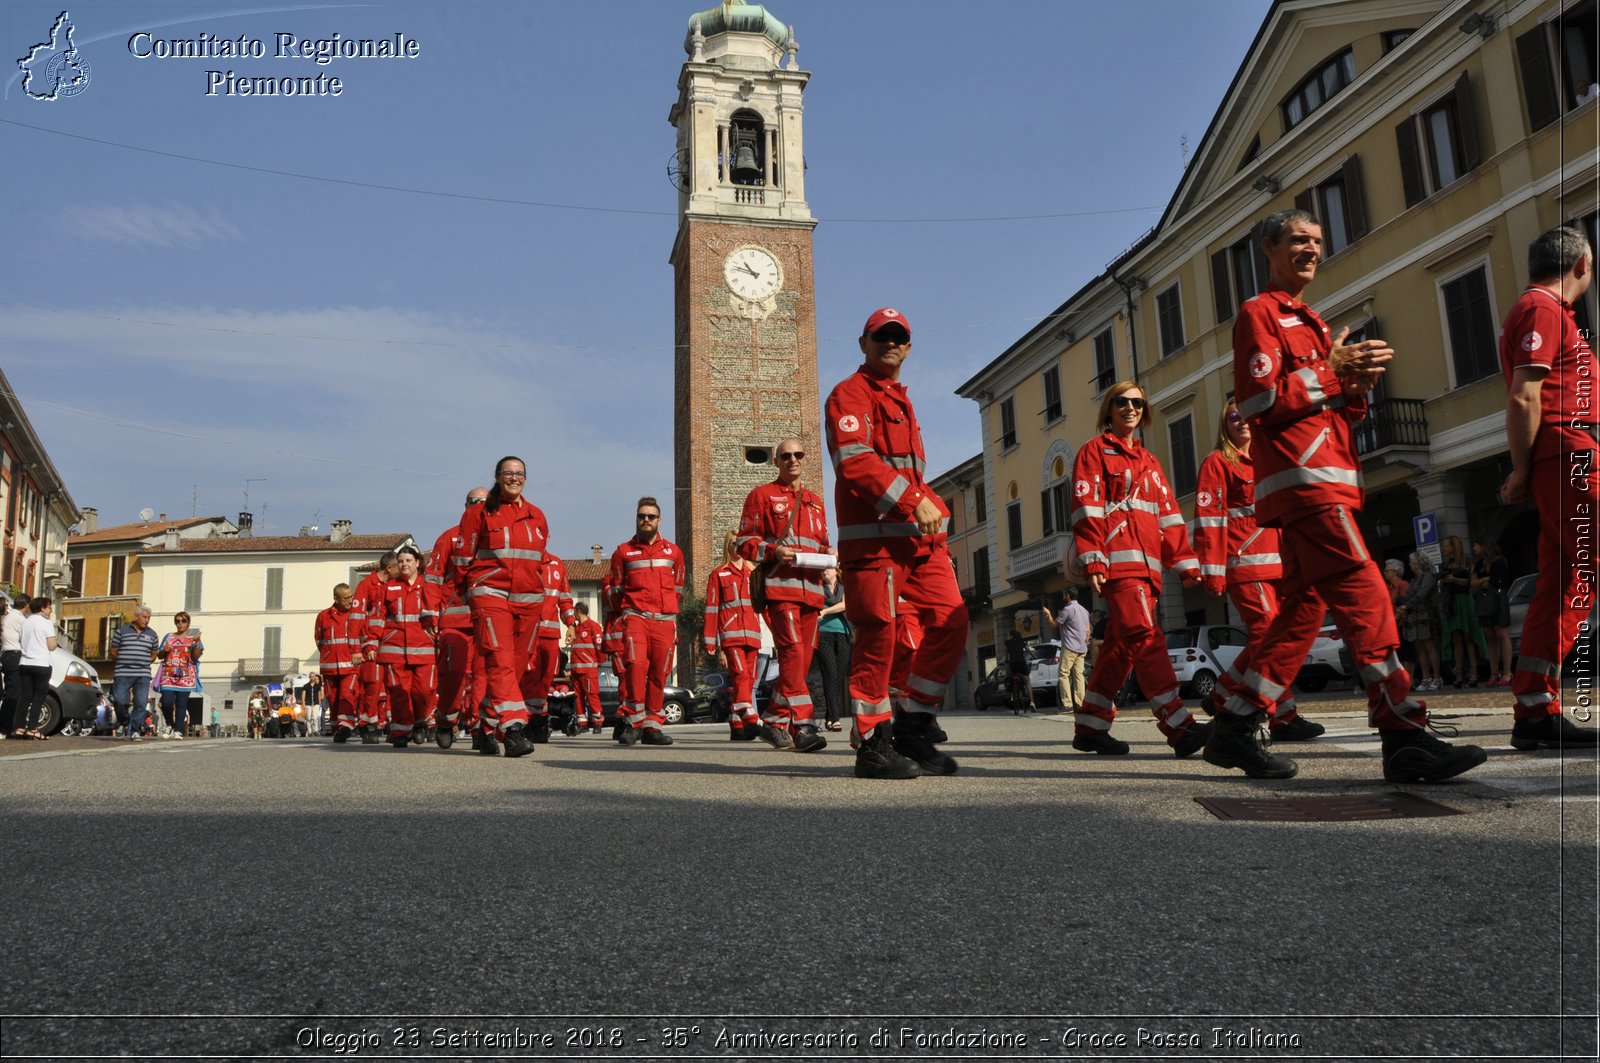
[778,451,805,461]
[636,512,660,520]
[1112,396,1147,410]
[869,328,910,345]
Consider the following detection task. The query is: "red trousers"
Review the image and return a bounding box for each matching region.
[436,626,485,730]
[1226,579,1302,725]
[842,545,967,735]
[571,668,602,725]
[322,672,360,732]
[1080,578,1195,742]
[358,658,383,729]
[1215,503,1422,730]
[519,636,562,716]
[722,645,760,728]
[889,609,924,702]
[621,613,676,732]
[764,602,818,728]
[473,599,539,735]
[385,661,437,740]
[1512,431,1599,719]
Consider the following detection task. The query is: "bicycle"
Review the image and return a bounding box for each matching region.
[1006,671,1034,715]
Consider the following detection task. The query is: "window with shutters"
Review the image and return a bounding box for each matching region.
[1006,501,1023,552]
[1092,329,1116,392]
[998,398,1017,449]
[1040,481,1069,539]
[1167,414,1198,498]
[1211,235,1268,324]
[109,555,126,596]
[1041,366,1063,424]
[184,569,203,613]
[1155,284,1185,357]
[1282,48,1356,130]
[1517,1,1599,132]
[1294,157,1369,257]
[265,566,284,611]
[974,479,987,524]
[68,557,83,596]
[971,546,990,598]
[262,626,283,668]
[1395,73,1482,207]
[1439,264,1498,386]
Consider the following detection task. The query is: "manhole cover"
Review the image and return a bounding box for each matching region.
[1194,793,1462,821]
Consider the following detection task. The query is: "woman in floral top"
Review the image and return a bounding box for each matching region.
[157,612,203,739]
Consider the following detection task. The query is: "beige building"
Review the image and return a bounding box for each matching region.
[136,524,409,729]
[0,364,80,611]
[928,454,991,706]
[961,0,1597,636]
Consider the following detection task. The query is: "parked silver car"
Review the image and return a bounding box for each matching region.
[24,647,104,735]
[1508,571,1599,664]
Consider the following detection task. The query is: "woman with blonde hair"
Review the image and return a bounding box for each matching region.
[1068,380,1206,757]
[1192,398,1321,740]
[1398,551,1444,691]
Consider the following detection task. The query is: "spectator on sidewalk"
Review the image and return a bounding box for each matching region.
[1043,594,1089,712]
[110,607,160,739]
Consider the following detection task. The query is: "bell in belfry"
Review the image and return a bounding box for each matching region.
[732,144,761,183]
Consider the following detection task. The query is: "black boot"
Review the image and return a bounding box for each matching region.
[1071,730,1129,755]
[1270,715,1326,741]
[891,711,957,775]
[502,723,535,759]
[854,720,921,780]
[1171,719,1212,759]
[791,723,827,753]
[640,729,674,746]
[473,731,500,756]
[527,714,551,744]
[1381,727,1486,782]
[1203,712,1298,779]
[359,725,380,745]
[435,725,454,750]
[1510,713,1600,750]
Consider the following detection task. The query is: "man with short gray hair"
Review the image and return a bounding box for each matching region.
[110,606,160,739]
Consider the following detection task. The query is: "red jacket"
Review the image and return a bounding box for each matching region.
[352,570,388,630]
[1233,289,1369,525]
[606,536,684,619]
[825,365,949,563]
[425,522,473,631]
[536,554,576,641]
[314,604,366,675]
[734,481,829,608]
[569,617,604,672]
[451,495,550,609]
[367,574,440,664]
[1192,449,1282,592]
[1070,431,1199,588]
[703,562,761,655]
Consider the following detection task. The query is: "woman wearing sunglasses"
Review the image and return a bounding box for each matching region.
[1068,380,1206,758]
[1192,400,1323,742]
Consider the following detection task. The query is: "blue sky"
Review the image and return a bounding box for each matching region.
[1,0,1271,554]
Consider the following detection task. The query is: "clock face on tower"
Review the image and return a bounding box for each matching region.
[724,246,782,300]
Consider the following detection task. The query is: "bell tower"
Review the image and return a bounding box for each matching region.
[668,2,818,597]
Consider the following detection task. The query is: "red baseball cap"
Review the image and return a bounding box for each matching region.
[862,307,911,337]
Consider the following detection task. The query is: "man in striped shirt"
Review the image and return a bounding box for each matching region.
[110,606,160,739]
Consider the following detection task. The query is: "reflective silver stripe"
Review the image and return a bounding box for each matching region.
[1082,690,1116,713]
[571,661,599,670]
[1079,550,1108,567]
[1074,711,1113,730]
[1294,366,1328,407]
[1295,426,1332,467]
[508,592,544,605]
[1334,504,1369,562]
[1240,668,1286,702]
[1231,553,1281,567]
[1517,690,1556,708]
[763,576,813,592]
[838,521,939,540]
[391,613,421,622]
[831,443,874,466]
[1227,505,1255,518]
[1194,516,1226,529]
[850,696,892,717]
[1359,653,1402,686]
[622,609,676,622]
[1172,559,1199,573]
[1164,705,1193,729]
[479,548,543,561]
[1159,513,1185,530]
[1108,550,1160,570]
[379,646,436,657]
[887,455,922,471]
[1147,686,1181,709]
[1071,505,1104,523]
[876,475,910,514]
[724,627,761,640]
[1515,656,1561,677]
[1126,499,1161,515]
[443,605,472,617]
[1201,563,1227,576]
[907,675,946,699]
[625,558,675,570]
[1256,464,1361,496]
[1238,387,1275,419]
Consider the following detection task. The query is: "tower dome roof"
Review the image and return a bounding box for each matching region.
[685,3,789,53]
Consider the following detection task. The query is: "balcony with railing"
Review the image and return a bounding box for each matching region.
[236,658,300,677]
[1006,530,1072,590]
[1353,397,1429,464]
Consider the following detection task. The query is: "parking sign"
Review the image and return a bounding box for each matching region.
[1413,512,1442,566]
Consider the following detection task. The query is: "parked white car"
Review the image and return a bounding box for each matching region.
[25,646,104,735]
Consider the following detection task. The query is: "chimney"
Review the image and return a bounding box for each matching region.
[164,528,181,552]
[591,543,604,563]
[80,508,98,534]
[298,526,310,537]
[157,513,166,522]
[237,511,254,537]
[330,519,352,544]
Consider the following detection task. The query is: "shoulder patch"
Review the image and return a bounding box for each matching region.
[1249,351,1275,379]
[837,414,860,434]
[1197,490,1214,508]
[1521,330,1543,353]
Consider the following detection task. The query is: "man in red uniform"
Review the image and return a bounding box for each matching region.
[606,497,684,746]
[568,601,605,734]
[704,530,763,741]
[520,550,575,742]
[367,544,440,747]
[351,551,397,744]
[426,487,489,749]
[736,437,831,753]
[313,583,365,742]
[826,307,968,779]
[1206,208,1486,782]
[1500,225,1600,749]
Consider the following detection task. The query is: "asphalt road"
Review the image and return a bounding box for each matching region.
[2,700,1595,1062]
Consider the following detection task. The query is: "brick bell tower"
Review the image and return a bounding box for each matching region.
[668,2,818,599]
